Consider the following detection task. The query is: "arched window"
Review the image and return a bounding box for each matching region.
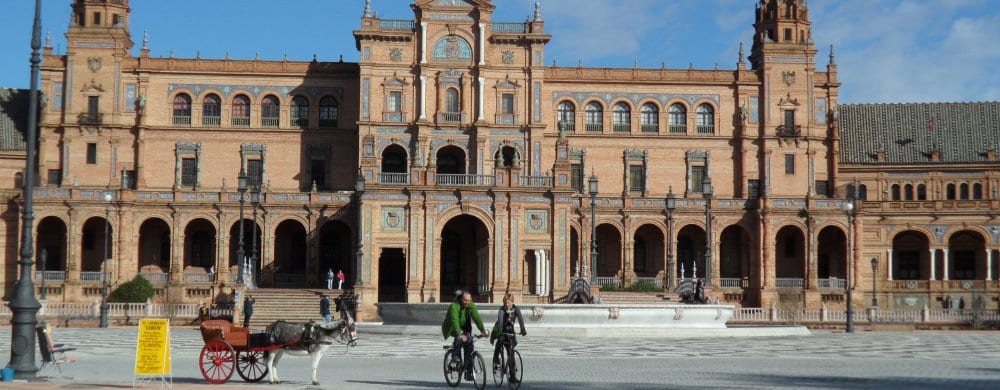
[585,102,603,132]
[858,184,868,200]
[904,184,914,200]
[973,183,983,200]
[696,104,714,134]
[669,104,686,133]
[291,96,309,128]
[960,183,970,200]
[319,97,338,128]
[946,183,956,200]
[172,93,191,125]
[917,184,927,200]
[612,103,631,132]
[640,103,658,132]
[202,94,221,126]
[261,96,280,128]
[891,184,901,200]
[557,101,575,131]
[445,88,460,113]
[231,94,250,127]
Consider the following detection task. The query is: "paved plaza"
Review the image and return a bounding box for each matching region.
[2,327,1000,389]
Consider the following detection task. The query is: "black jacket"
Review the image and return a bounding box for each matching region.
[320,297,331,316]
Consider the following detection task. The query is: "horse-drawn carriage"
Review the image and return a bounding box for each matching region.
[198,318,356,385]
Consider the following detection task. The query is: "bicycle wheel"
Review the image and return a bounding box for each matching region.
[470,352,487,390]
[443,350,461,387]
[508,350,523,390]
[492,347,506,387]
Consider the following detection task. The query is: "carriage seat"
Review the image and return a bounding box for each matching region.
[200,319,249,347]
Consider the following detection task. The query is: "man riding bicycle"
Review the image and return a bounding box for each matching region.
[491,293,526,384]
[442,291,487,381]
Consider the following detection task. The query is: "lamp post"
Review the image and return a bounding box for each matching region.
[250,185,261,287]
[39,248,47,300]
[870,257,878,307]
[99,192,112,328]
[9,0,44,377]
[236,170,248,285]
[702,175,713,286]
[666,187,677,290]
[588,174,599,280]
[843,201,856,333]
[354,171,366,289]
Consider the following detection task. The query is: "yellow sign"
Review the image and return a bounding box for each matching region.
[134,318,172,376]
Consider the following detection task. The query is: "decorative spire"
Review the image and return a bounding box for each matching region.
[533,2,542,21]
[195,50,201,59]
[255,52,261,60]
[45,30,52,49]
[738,42,744,63]
[829,44,836,65]
[142,29,149,50]
[363,0,373,18]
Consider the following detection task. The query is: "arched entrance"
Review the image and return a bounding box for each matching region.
[817,226,846,280]
[633,224,664,278]
[378,248,406,301]
[228,219,255,270]
[436,145,467,174]
[719,225,751,281]
[892,231,930,280]
[184,219,216,271]
[81,217,113,272]
[274,220,308,286]
[319,220,354,287]
[775,226,806,287]
[138,218,171,272]
[381,144,408,173]
[595,224,622,281]
[36,217,67,272]
[948,230,986,280]
[569,227,580,278]
[439,214,489,301]
[676,225,706,279]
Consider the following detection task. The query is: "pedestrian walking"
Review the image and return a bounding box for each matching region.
[326,268,335,290]
[242,294,255,328]
[320,295,332,322]
[338,270,346,290]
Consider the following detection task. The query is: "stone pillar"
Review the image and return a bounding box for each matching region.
[942,248,950,281]
[929,248,936,281]
[887,248,893,281]
[987,249,992,281]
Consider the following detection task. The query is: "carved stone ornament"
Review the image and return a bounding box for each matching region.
[608,307,620,320]
[389,48,403,62]
[782,70,795,86]
[501,50,515,64]
[87,57,102,73]
[531,306,545,320]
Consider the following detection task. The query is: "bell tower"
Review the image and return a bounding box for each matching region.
[67,0,134,52]
[749,0,812,69]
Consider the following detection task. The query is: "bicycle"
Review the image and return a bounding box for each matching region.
[491,331,523,389]
[443,334,487,389]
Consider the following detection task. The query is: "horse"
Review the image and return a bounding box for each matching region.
[264,318,357,385]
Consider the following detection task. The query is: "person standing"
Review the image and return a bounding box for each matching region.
[320,295,332,322]
[337,270,346,290]
[242,295,255,328]
[326,268,335,290]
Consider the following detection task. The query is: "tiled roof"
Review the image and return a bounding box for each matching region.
[0,88,29,152]
[839,102,1000,165]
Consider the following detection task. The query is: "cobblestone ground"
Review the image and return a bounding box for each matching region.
[2,327,999,389]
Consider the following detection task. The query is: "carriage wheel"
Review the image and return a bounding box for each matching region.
[199,339,235,384]
[236,350,269,383]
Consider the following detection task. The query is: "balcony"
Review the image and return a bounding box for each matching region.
[379,19,415,31]
[585,123,603,132]
[669,125,686,133]
[719,278,747,288]
[202,116,221,127]
[492,22,526,33]
[495,114,517,125]
[379,172,410,185]
[172,115,191,126]
[319,119,338,128]
[383,112,406,123]
[817,278,846,289]
[438,112,463,123]
[34,271,67,281]
[231,117,250,127]
[261,117,280,128]
[776,124,802,137]
[78,113,103,126]
[291,118,308,128]
[696,125,715,134]
[641,124,658,133]
[520,176,553,188]
[613,123,630,133]
[437,174,495,186]
[775,278,804,289]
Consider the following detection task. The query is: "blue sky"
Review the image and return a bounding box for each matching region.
[0,0,997,104]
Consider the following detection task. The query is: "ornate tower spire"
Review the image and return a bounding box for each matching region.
[142,29,149,50]
[738,42,744,63]
[534,2,542,22]
[45,29,52,49]
[749,0,813,69]
[829,44,835,65]
[363,0,373,18]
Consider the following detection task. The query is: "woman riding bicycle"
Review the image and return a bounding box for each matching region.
[442,291,487,381]
[491,293,526,384]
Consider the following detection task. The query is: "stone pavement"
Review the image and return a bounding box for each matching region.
[1,327,999,388]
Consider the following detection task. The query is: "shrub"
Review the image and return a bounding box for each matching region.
[624,280,660,292]
[599,283,620,292]
[108,275,156,303]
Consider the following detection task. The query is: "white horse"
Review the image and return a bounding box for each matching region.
[264,318,356,385]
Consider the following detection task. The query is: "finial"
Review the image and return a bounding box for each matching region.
[196,50,201,59]
[633,60,638,69]
[283,53,288,61]
[225,51,231,60]
[661,62,665,70]
[45,30,52,49]
[738,42,744,62]
[168,50,174,59]
[533,2,542,21]
[577,60,582,68]
[714,63,719,70]
[339,54,344,63]
[142,29,149,50]
[829,44,836,65]
[255,52,260,60]
[363,0,373,18]
[689,62,693,70]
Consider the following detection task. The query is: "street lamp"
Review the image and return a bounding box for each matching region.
[702,175,714,286]
[250,185,261,287]
[666,186,677,290]
[9,0,44,377]
[843,201,856,333]
[99,192,112,328]
[354,170,366,288]
[39,248,47,300]
[588,173,599,280]
[236,170,248,285]
[870,257,878,307]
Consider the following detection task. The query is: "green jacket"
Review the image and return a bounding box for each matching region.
[441,302,485,339]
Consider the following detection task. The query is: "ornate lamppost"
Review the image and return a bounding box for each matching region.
[236,170,248,285]
[871,257,878,307]
[354,171,366,289]
[8,0,44,377]
[588,174,599,280]
[99,192,112,328]
[250,185,261,287]
[843,200,856,333]
[702,175,714,286]
[666,187,677,290]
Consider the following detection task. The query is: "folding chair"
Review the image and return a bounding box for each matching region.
[36,325,76,378]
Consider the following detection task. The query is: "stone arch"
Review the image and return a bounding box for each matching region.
[318,219,354,284]
[892,230,931,280]
[947,230,986,280]
[632,224,664,278]
[816,225,847,280]
[184,218,216,271]
[381,143,409,174]
[138,217,171,273]
[273,219,308,276]
[80,216,113,272]
[676,224,707,279]
[775,225,806,280]
[719,224,752,280]
[435,144,467,175]
[36,216,68,272]
[438,214,491,301]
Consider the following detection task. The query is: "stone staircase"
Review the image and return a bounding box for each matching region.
[596,291,681,305]
[242,288,352,329]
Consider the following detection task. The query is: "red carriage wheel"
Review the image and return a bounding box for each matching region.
[199,339,236,384]
[236,350,269,382]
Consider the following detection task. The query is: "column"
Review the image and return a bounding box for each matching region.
[886,248,893,280]
[420,23,428,64]
[419,76,427,119]
[478,23,486,66]
[942,248,950,280]
[477,77,485,121]
[987,249,992,281]
[929,248,936,281]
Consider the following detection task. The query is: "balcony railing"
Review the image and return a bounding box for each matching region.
[34,271,67,281]
[520,176,553,188]
[557,121,575,132]
[495,114,517,125]
[202,116,221,127]
[593,276,621,287]
[641,124,658,133]
[78,113,103,125]
[696,125,715,134]
[669,125,686,133]
[585,123,603,132]
[172,115,191,125]
[776,124,802,137]
[183,273,213,284]
[383,112,406,122]
[635,277,663,288]
[380,172,410,185]
[231,117,250,127]
[775,278,804,289]
[291,118,308,128]
[492,22,527,33]
[319,119,337,128]
[818,278,846,289]
[719,278,744,288]
[613,123,630,133]
[437,174,495,186]
[439,112,462,123]
[80,272,103,282]
[140,272,169,284]
[380,19,415,31]
[261,117,280,128]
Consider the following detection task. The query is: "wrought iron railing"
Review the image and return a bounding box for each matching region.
[696,125,715,134]
[613,123,630,132]
[719,278,744,288]
[319,119,338,128]
[641,124,658,133]
[585,123,603,132]
[669,125,686,133]
[291,118,308,128]
[818,278,846,289]
[261,117,280,128]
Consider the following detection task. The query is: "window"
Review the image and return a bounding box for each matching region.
[784,28,792,42]
[784,154,795,174]
[696,104,714,133]
[612,103,631,132]
[904,184,914,200]
[748,179,760,198]
[86,143,97,164]
[202,94,221,126]
[444,88,460,113]
[960,183,970,200]
[784,109,795,130]
[917,184,927,200]
[570,164,583,192]
[816,98,826,124]
[557,101,575,131]
[501,93,514,115]
[815,180,829,197]
[311,159,327,189]
[85,95,100,124]
[891,184,901,200]
[247,159,263,188]
[897,251,920,279]
[172,94,191,125]
[690,165,706,194]
[291,96,309,128]
[629,165,645,193]
[585,102,603,132]
[973,183,983,200]
[94,12,101,26]
[858,184,868,200]
[181,158,197,187]
[669,104,686,133]
[47,169,62,185]
[319,97,339,127]
[261,96,280,128]
[122,170,136,189]
[640,103,658,132]
[387,91,402,113]
[946,183,956,200]
[231,95,250,127]
[113,14,122,27]
[749,96,759,123]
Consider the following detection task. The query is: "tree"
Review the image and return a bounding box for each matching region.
[108,275,156,303]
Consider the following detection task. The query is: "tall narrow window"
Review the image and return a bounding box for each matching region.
[891,184,901,200]
[784,154,795,174]
[557,101,575,131]
[917,184,927,200]
[696,104,714,134]
[815,181,829,197]
[231,95,250,127]
[748,179,761,198]
[172,93,191,125]
[319,97,339,127]
[904,184,914,200]
[629,165,645,193]
[960,183,970,200]
[47,169,62,185]
[387,91,402,112]
[612,103,631,132]
[247,159,263,187]
[570,164,583,192]
[445,88,460,112]
[501,93,514,115]
[202,94,221,126]
[973,183,983,200]
[858,184,868,200]
[669,104,686,133]
[784,109,795,129]
[585,102,603,132]
[311,159,327,189]
[640,103,658,132]
[181,158,197,187]
[87,96,100,124]
[690,166,706,194]
[946,183,956,200]
[86,143,97,164]
[291,96,309,128]
[261,95,280,128]
[94,12,101,26]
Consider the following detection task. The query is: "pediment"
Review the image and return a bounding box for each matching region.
[415,0,494,10]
